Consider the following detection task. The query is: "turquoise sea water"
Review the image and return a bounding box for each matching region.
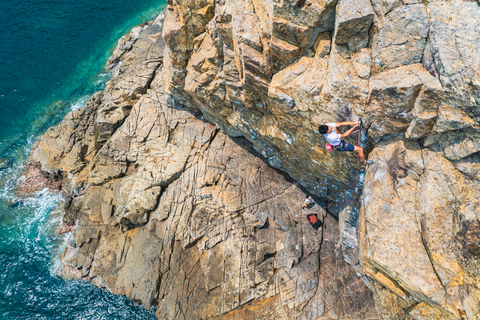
[0,1,165,318]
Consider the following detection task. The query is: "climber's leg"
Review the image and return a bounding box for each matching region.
[353,145,365,162]
[335,141,373,165]
[353,145,373,165]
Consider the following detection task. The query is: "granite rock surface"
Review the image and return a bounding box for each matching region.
[26,0,480,319]
[27,11,377,319]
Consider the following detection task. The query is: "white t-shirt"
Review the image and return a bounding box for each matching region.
[323,123,342,146]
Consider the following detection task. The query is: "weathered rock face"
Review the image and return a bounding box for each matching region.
[60,93,377,318]
[372,4,429,70]
[161,0,480,208]
[27,0,480,319]
[159,0,480,318]
[27,10,378,320]
[164,0,366,203]
[361,138,480,319]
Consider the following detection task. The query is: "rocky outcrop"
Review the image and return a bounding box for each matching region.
[27,0,480,319]
[161,0,480,210]
[361,138,480,319]
[58,89,377,318]
[27,10,378,319]
[159,0,480,318]
[31,15,165,176]
[360,3,480,318]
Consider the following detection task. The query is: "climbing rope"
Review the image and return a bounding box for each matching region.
[150,92,364,216]
[305,127,363,221]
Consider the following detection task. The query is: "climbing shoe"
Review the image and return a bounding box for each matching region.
[364,160,373,165]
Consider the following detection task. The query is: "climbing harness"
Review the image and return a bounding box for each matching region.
[325,131,359,152]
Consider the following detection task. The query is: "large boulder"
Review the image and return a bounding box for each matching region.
[427,1,480,119]
[372,4,429,70]
[335,0,375,52]
[361,138,480,319]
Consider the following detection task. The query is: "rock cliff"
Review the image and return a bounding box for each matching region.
[25,0,480,319]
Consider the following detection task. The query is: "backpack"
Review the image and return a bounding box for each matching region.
[307,213,324,230]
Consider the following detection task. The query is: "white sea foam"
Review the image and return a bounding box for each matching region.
[71,95,90,111]
[0,142,65,274]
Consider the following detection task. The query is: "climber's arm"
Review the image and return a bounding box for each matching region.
[340,124,359,139]
[336,121,360,127]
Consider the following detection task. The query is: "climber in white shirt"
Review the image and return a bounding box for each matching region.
[318,121,373,165]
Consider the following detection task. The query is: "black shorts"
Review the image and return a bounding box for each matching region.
[334,140,355,152]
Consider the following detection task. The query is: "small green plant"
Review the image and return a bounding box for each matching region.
[422,0,429,5]
[371,64,383,74]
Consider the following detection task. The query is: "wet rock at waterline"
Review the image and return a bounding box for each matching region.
[20,166,62,196]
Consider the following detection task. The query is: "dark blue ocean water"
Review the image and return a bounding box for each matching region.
[0,1,166,318]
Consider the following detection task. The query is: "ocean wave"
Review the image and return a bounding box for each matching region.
[70,95,90,111]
